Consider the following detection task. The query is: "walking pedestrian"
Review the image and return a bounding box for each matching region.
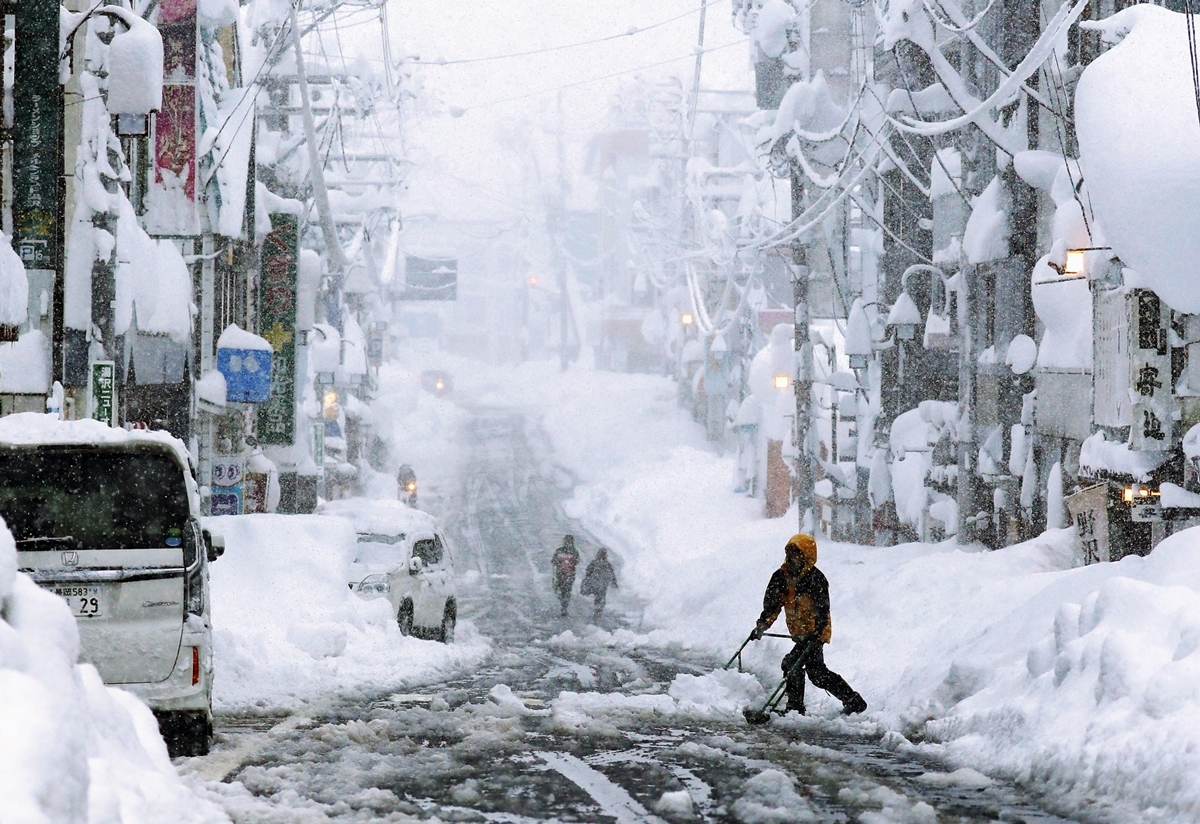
[750,534,866,716]
[580,548,618,622]
[550,535,580,617]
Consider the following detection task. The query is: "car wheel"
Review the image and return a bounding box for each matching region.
[397,600,414,636]
[159,711,212,758]
[438,600,457,644]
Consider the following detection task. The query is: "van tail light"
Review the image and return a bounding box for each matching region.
[191,646,200,686]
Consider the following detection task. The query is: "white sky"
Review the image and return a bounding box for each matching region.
[382,0,755,224]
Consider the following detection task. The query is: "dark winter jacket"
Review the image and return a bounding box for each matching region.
[581,554,617,596]
[551,542,580,586]
[756,534,833,643]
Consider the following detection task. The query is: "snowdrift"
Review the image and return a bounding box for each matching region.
[204,514,488,711]
[446,356,1200,822]
[0,519,227,823]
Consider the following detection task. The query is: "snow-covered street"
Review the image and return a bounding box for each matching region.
[175,402,1079,823]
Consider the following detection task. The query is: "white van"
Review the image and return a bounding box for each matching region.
[0,415,219,757]
[322,499,457,642]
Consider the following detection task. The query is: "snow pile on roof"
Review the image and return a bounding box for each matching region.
[1079,430,1172,481]
[319,497,438,538]
[1076,6,1200,313]
[203,514,488,710]
[105,13,163,114]
[0,523,228,823]
[217,323,271,351]
[117,201,193,343]
[0,233,28,328]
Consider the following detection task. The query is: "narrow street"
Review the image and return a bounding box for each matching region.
[189,413,1086,823]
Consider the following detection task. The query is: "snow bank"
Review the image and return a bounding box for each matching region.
[0,519,227,823]
[204,514,488,711]
[441,355,1200,820]
[0,330,50,394]
[1076,6,1200,313]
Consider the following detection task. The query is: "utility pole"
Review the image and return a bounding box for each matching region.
[791,170,814,531]
[290,4,346,274]
[554,90,570,372]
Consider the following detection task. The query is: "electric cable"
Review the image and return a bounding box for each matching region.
[404,5,704,66]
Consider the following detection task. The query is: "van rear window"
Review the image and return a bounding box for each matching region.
[0,447,190,550]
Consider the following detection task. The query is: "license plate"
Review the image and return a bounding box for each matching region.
[53,585,104,618]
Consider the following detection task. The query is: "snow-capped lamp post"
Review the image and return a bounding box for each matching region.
[844,298,874,371]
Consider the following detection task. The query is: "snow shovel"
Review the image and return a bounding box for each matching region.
[724,631,800,671]
[743,638,815,725]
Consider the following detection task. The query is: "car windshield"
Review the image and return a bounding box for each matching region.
[0,446,190,550]
[412,535,444,567]
[354,532,405,565]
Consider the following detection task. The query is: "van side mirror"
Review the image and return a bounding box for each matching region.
[204,528,225,562]
[408,556,423,575]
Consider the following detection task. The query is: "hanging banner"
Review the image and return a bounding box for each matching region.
[13,0,62,334]
[255,214,299,444]
[146,0,199,235]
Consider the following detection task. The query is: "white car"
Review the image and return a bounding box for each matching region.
[322,499,457,642]
[0,414,220,757]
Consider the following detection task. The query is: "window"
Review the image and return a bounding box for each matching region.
[0,446,190,550]
[412,536,443,567]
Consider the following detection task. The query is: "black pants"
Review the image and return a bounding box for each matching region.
[555,575,573,614]
[591,588,608,620]
[781,640,856,712]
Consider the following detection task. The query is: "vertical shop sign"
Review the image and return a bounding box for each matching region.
[13,0,62,335]
[146,0,199,235]
[255,214,299,444]
[89,361,117,426]
[1130,289,1173,450]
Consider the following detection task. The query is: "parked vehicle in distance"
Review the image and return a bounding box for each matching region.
[0,414,221,757]
[397,464,418,507]
[321,498,457,642]
[420,369,453,397]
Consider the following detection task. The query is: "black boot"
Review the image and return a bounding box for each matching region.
[841,692,867,715]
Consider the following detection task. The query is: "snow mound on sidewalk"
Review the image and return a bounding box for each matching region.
[0,519,226,823]
[205,514,489,711]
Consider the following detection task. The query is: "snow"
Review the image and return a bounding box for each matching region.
[202,87,257,239]
[0,331,50,394]
[311,323,342,373]
[1004,333,1037,375]
[409,354,1200,820]
[0,518,228,823]
[962,176,1009,264]
[1032,253,1092,370]
[196,369,227,410]
[928,148,961,200]
[752,0,796,59]
[1079,430,1172,482]
[216,323,271,352]
[1076,6,1200,313]
[0,232,29,328]
[203,514,488,711]
[106,13,164,115]
[1160,483,1200,510]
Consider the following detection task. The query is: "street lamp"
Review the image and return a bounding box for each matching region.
[774,374,790,389]
[886,292,921,341]
[1064,249,1085,277]
[681,312,695,327]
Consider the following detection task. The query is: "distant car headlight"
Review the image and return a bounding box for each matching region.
[355,574,391,598]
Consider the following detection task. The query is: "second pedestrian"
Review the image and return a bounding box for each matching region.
[580,547,618,622]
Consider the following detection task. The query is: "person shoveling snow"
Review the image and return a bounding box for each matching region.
[748,534,866,720]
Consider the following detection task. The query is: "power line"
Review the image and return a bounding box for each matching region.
[459,39,745,113]
[404,5,704,66]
